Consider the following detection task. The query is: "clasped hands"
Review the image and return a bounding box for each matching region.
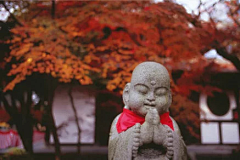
[132,108,174,159]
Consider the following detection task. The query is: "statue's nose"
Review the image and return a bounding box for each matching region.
[147,92,155,102]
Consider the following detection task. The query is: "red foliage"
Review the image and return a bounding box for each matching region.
[3,1,230,96]
[4,0,239,144]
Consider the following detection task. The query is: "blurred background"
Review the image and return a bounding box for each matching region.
[0,0,240,159]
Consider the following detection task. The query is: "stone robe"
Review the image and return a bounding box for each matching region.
[108,114,188,160]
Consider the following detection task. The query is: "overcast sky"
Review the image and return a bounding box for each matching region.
[154,0,229,21]
[176,0,229,21]
[155,0,229,60]
[176,0,229,60]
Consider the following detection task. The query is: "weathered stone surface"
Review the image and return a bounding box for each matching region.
[108,62,187,160]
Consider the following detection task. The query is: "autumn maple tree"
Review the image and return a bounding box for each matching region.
[1,0,240,154]
[1,1,210,91]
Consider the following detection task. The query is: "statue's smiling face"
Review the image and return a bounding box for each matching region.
[124,62,172,117]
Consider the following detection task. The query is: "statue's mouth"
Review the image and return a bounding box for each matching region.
[144,104,155,109]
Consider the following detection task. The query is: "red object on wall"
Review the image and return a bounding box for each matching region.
[0,130,22,149]
[0,130,44,149]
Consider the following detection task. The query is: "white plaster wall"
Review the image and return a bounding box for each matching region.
[199,91,236,120]
[50,85,95,144]
[200,91,240,144]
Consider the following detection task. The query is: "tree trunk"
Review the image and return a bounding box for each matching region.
[48,107,61,160]
[68,86,81,154]
[15,114,33,154]
[1,91,33,155]
[51,0,55,19]
[46,77,61,160]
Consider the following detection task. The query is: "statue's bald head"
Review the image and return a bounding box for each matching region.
[131,62,170,89]
[123,62,172,115]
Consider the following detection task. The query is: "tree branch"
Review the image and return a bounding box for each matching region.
[68,86,81,154]
[0,1,23,26]
[26,89,32,115]
[229,5,240,27]
[10,92,18,111]
[115,27,143,46]
[51,0,55,19]
[1,93,15,116]
[212,41,240,71]
[31,10,44,20]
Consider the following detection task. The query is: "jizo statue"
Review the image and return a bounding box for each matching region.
[108,62,187,160]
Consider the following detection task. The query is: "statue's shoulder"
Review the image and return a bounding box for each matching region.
[112,114,121,125]
[110,114,121,132]
[170,116,182,136]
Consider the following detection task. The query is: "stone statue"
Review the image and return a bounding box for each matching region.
[108,62,187,160]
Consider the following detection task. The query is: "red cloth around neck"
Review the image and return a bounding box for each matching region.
[116,108,174,133]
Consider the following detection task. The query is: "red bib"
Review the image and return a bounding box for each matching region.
[116,108,174,133]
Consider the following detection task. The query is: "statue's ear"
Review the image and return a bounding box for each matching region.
[167,91,172,110]
[123,83,131,106]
